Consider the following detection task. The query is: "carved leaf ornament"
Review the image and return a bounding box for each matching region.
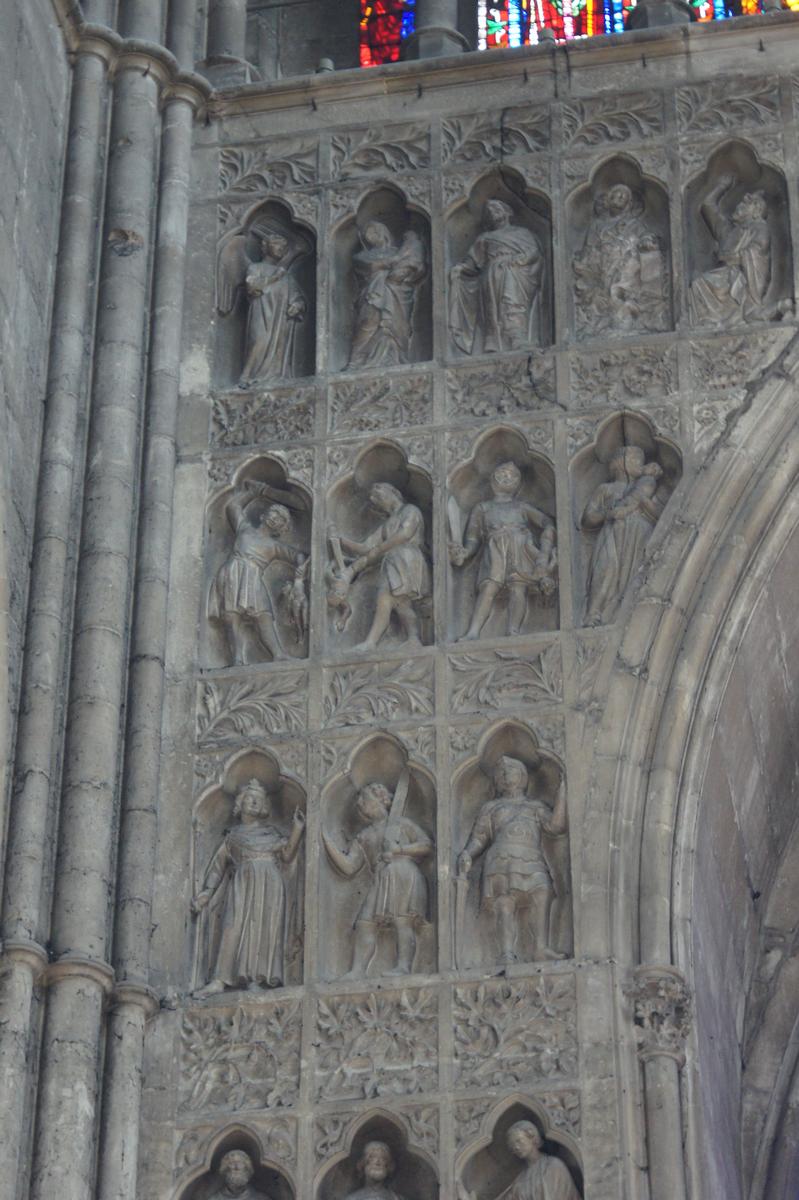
[676,78,780,135]
[324,659,434,726]
[331,124,431,179]
[219,144,317,193]
[450,645,562,713]
[197,676,307,745]
[180,1004,301,1112]
[562,93,664,149]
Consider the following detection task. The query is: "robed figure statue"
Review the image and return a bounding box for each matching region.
[449,199,545,355]
[347,221,427,369]
[217,220,310,386]
[192,779,305,996]
[458,1122,580,1200]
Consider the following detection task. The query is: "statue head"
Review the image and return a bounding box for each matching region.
[261,502,292,536]
[606,183,634,216]
[506,1120,543,1162]
[362,220,394,249]
[219,1149,255,1194]
[494,755,529,796]
[369,481,404,514]
[485,199,514,229]
[261,230,290,262]
[358,1140,395,1183]
[357,782,393,823]
[609,445,646,482]
[490,461,522,498]
[733,190,768,224]
[234,780,271,821]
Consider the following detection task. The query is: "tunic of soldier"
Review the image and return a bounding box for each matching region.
[345,1140,411,1200]
[458,756,567,965]
[322,780,432,979]
[458,1122,579,1200]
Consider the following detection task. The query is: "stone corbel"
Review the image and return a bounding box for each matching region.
[625,963,691,1066]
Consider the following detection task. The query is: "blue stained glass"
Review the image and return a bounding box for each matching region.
[401,0,416,37]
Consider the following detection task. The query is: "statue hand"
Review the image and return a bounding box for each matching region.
[191,891,211,915]
[458,852,472,877]
[449,542,467,566]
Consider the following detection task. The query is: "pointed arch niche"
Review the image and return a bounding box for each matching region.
[318,731,437,981]
[456,1095,583,1199]
[215,198,317,388]
[446,166,554,356]
[452,720,572,970]
[330,183,432,373]
[315,1108,439,1200]
[174,1124,295,1199]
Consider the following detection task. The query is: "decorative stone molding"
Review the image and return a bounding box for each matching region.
[625,966,691,1066]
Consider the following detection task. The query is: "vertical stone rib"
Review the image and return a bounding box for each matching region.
[30,59,162,1200]
[207,0,248,59]
[0,47,109,1200]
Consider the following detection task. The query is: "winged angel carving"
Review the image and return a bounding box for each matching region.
[217,218,312,387]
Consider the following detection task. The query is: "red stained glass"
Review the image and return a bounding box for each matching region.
[360,1,416,66]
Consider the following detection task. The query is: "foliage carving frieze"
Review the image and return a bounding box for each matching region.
[211,389,316,448]
[329,374,432,435]
[570,344,678,407]
[676,76,780,136]
[689,331,792,391]
[179,1003,302,1113]
[448,355,556,419]
[323,657,435,727]
[219,141,318,193]
[314,1104,438,1162]
[448,644,562,714]
[454,975,578,1090]
[315,989,438,1100]
[562,91,664,150]
[197,673,308,746]
[443,113,503,164]
[331,123,431,180]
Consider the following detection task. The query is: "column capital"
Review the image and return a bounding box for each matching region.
[43,953,116,994]
[624,964,692,1066]
[0,938,49,979]
[111,981,160,1018]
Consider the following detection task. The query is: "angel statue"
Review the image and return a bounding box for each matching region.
[457,1122,579,1200]
[217,220,309,386]
[449,461,557,641]
[208,479,309,666]
[191,779,305,997]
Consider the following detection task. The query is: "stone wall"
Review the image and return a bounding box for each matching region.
[0,0,69,855]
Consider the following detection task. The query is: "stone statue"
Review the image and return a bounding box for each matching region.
[581,445,664,627]
[348,221,426,369]
[449,199,545,354]
[572,183,667,335]
[457,756,567,966]
[346,1140,409,1200]
[689,175,782,325]
[217,223,309,386]
[212,1150,266,1200]
[322,775,432,978]
[449,461,557,641]
[457,1121,579,1200]
[192,779,305,996]
[208,480,309,665]
[327,482,431,652]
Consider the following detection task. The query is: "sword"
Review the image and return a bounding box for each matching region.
[388,767,410,824]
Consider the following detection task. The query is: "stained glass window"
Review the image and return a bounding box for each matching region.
[359,1,416,66]
[475,0,793,46]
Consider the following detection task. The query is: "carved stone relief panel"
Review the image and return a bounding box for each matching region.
[676,77,781,139]
[325,441,433,655]
[323,657,435,728]
[572,411,682,627]
[686,141,794,328]
[190,749,307,994]
[569,158,672,340]
[215,200,316,388]
[456,1100,582,1200]
[197,674,309,747]
[561,91,664,153]
[448,427,558,642]
[220,140,319,193]
[328,372,433,436]
[447,168,553,356]
[331,123,431,180]
[315,1111,439,1200]
[211,386,316,449]
[319,732,437,981]
[331,185,431,373]
[569,345,677,409]
[448,643,563,716]
[453,722,572,969]
[204,457,311,668]
[442,106,551,166]
[454,973,578,1089]
[447,354,556,420]
[315,986,438,1101]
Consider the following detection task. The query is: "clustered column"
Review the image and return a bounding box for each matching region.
[410,0,468,57]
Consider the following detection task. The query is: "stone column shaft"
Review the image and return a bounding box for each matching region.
[96,999,151,1200]
[643,1057,688,1200]
[409,0,467,56]
[207,0,248,59]
[30,61,162,1200]
[117,0,166,41]
[0,47,109,1200]
[167,0,200,67]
